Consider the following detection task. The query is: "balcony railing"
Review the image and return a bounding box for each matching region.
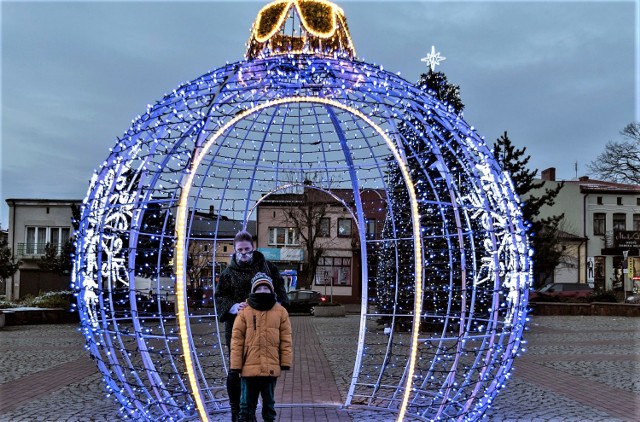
[16,242,63,257]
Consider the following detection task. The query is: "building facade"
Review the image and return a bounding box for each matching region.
[535,168,640,293]
[5,198,81,299]
[256,187,386,303]
[186,209,255,290]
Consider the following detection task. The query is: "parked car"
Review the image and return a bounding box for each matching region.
[286,289,327,314]
[529,282,593,301]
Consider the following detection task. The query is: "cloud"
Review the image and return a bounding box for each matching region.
[1,0,636,228]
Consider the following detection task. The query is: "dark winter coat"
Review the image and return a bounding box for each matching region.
[230,303,292,377]
[215,251,289,322]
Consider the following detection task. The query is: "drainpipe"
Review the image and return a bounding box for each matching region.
[583,192,589,286]
[9,200,16,300]
[577,239,585,283]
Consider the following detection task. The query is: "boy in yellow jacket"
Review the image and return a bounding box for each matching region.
[230,272,293,422]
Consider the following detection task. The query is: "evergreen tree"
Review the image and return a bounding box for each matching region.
[0,239,21,282]
[134,201,175,279]
[39,240,75,275]
[376,69,468,330]
[492,132,564,288]
[39,204,79,276]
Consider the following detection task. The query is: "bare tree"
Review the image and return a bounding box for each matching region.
[588,122,640,184]
[280,181,343,288]
[186,241,212,289]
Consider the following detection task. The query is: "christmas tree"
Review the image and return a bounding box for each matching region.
[493,132,564,288]
[376,66,470,330]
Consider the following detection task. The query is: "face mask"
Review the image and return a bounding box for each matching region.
[236,250,254,264]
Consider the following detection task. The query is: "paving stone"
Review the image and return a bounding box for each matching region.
[1,315,638,421]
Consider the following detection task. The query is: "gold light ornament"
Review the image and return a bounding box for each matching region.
[246,0,356,60]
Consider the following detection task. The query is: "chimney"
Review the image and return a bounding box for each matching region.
[209,205,215,215]
[579,176,590,181]
[541,167,556,181]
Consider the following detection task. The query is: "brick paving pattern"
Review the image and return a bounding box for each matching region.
[0,315,638,421]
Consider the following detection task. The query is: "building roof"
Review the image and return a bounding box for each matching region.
[564,177,640,194]
[189,213,256,238]
[557,230,587,242]
[6,198,83,205]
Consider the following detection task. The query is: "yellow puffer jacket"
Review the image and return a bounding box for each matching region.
[230,303,292,377]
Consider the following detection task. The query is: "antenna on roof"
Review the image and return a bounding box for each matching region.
[574,161,578,178]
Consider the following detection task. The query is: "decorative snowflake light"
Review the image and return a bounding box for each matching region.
[73,1,531,421]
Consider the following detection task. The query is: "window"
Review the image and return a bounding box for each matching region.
[637,198,640,206]
[617,197,623,205]
[613,213,626,231]
[25,226,70,255]
[634,214,640,232]
[315,256,352,286]
[268,227,299,247]
[337,218,352,237]
[593,213,606,235]
[318,218,330,237]
[596,196,603,205]
[366,219,376,239]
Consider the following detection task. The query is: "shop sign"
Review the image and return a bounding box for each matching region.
[614,230,640,249]
[258,248,280,261]
[280,248,304,262]
[257,247,304,262]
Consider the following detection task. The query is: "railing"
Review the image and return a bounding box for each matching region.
[16,243,63,257]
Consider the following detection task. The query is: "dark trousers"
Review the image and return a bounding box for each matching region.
[225,318,241,415]
[240,377,277,422]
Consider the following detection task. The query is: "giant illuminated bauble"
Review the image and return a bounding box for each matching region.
[73,1,531,420]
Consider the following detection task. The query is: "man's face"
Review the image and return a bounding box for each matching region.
[234,240,254,265]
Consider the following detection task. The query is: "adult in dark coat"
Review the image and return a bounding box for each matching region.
[215,231,289,422]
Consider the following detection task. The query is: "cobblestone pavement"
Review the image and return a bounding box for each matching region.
[312,315,640,422]
[0,315,638,421]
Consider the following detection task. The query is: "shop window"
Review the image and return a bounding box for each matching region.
[594,256,605,291]
[315,256,352,286]
[337,218,352,237]
[593,213,606,235]
[613,256,624,291]
[613,213,626,231]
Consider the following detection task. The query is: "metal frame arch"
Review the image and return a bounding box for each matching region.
[174,95,424,421]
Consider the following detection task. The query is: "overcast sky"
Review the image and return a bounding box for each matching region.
[1,0,637,229]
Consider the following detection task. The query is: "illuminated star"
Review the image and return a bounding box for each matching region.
[421,45,446,71]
